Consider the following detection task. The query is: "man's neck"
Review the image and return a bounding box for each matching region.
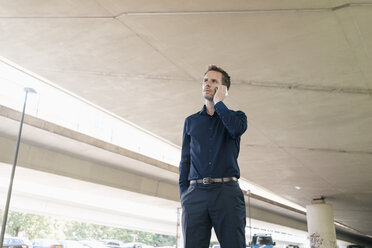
[205,100,215,116]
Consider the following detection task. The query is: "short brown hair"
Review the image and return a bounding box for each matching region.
[205,65,231,90]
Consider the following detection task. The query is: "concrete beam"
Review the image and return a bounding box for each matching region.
[0,135,179,202]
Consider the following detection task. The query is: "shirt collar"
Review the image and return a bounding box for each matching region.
[199,105,207,115]
[199,105,216,116]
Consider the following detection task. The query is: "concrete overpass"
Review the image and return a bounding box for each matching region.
[1,0,372,246]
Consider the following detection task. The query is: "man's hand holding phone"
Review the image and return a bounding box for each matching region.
[213,85,228,104]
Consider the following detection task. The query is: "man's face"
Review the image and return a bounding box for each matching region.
[202,70,223,101]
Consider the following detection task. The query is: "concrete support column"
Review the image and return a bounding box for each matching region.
[306,198,337,248]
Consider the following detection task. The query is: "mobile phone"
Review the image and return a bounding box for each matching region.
[215,87,229,96]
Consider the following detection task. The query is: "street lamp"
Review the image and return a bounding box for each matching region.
[0,87,37,245]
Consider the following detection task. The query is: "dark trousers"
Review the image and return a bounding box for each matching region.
[181,181,246,248]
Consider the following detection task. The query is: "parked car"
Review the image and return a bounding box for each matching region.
[79,240,108,248]
[138,245,154,248]
[99,240,124,248]
[133,244,153,248]
[32,239,63,248]
[121,243,142,248]
[59,241,85,248]
[286,245,299,248]
[249,234,276,248]
[2,237,32,248]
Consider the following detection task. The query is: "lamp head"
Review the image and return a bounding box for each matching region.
[24,87,37,94]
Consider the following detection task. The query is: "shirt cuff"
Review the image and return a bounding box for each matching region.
[214,101,229,115]
[180,185,188,196]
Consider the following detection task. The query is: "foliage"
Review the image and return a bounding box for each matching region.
[0,210,176,246]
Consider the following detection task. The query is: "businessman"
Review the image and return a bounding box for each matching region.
[179,65,248,247]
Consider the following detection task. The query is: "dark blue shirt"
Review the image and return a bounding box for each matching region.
[179,101,247,195]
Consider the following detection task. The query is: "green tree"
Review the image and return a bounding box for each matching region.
[1,211,52,238]
[0,210,176,246]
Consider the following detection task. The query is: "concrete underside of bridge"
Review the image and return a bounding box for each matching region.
[0,106,370,245]
[1,1,372,245]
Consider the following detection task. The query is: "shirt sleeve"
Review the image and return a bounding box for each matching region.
[179,118,191,196]
[214,101,247,139]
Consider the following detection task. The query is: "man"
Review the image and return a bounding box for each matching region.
[179,65,248,247]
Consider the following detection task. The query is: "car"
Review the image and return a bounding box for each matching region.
[286,245,299,248]
[59,240,85,248]
[121,243,142,248]
[99,240,124,248]
[139,245,153,248]
[79,240,109,248]
[249,234,276,248]
[32,239,63,248]
[2,237,32,248]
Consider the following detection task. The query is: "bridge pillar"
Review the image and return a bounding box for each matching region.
[306,197,337,248]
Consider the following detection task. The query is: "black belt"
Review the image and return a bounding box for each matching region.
[190,177,238,185]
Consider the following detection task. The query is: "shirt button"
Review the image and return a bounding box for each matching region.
[208,162,211,165]
[209,149,212,152]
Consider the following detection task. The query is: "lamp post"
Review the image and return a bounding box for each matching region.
[0,87,36,246]
[247,189,252,245]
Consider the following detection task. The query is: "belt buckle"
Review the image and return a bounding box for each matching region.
[202,177,212,184]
